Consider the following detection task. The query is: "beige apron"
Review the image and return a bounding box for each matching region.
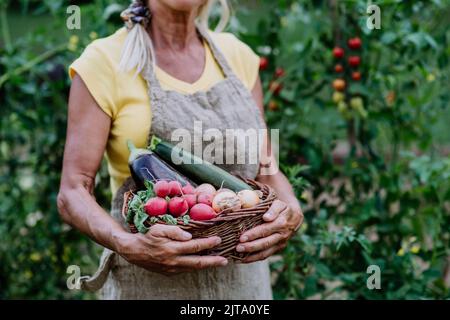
[80,26,272,299]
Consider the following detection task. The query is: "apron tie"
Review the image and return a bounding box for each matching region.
[80,248,116,292]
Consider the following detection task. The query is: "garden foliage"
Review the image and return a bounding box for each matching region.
[0,0,449,299]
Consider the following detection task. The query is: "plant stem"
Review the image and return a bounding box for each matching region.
[0,43,67,88]
[0,2,12,52]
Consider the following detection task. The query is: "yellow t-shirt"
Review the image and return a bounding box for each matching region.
[69,28,260,195]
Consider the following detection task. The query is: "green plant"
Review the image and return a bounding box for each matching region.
[0,0,449,299]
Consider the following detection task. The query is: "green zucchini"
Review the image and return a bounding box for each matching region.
[149,136,252,192]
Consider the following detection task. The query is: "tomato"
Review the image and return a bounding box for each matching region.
[268,100,279,111]
[274,67,285,78]
[350,97,364,109]
[348,56,361,67]
[333,47,345,59]
[332,91,345,103]
[348,37,362,50]
[351,71,361,81]
[334,64,344,73]
[259,57,269,70]
[269,81,283,95]
[332,79,346,91]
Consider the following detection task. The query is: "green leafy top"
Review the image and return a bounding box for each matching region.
[125,180,191,233]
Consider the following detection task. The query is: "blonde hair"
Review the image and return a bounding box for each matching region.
[119,0,230,75]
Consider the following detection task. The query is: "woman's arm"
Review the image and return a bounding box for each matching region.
[57,75,227,273]
[236,76,304,263]
[57,74,126,251]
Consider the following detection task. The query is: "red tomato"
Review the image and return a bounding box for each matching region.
[351,71,361,81]
[269,81,283,95]
[268,100,279,111]
[332,79,346,91]
[259,57,269,70]
[334,64,344,73]
[348,37,362,50]
[333,46,345,59]
[274,67,285,78]
[348,56,361,67]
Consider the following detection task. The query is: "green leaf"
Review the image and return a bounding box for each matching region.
[160,214,178,225]
[134,210,150,234]
[182,215,191,225]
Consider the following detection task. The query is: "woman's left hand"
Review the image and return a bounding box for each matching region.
[236,200,303,263]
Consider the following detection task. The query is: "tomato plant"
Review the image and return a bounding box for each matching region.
[0,0,449,299]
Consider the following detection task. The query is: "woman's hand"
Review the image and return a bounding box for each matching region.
[116,224,228,275]
[236,200,303,263]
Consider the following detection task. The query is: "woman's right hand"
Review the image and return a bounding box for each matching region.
[116,224,228,275]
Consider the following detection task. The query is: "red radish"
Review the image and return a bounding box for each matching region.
[181,184,195,195]
[197,193,213,206]
[195,183,216,195]
[183,194,197,208]
[144,197,168,216]
[154,180,170,198]
[333,46,345,59]
[168,197,188,217]
[168,180,182,197]
[189,203,217,221]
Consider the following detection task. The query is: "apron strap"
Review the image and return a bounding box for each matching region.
[79,248,116,292]
[141,24,238,94]
[196,25,237,80]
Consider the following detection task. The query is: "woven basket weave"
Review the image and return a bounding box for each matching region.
[121,179,277,260]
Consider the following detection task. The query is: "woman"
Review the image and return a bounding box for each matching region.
[58,0,303,299]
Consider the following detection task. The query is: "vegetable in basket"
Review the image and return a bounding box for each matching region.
[127,140,194,190]
[149,136,252,192]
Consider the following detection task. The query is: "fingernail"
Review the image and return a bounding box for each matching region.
[236,245,245,252]
[220,259,228,266]
[264,212,273,219]
[215,237,222,245]
[183,232,192,239]
[241,235,248,242]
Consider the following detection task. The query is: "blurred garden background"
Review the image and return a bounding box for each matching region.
[0,0,449,299]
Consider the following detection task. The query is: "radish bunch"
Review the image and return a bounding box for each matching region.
[144,181,262,222]
[143,180,217,221]
[144,180,190,218]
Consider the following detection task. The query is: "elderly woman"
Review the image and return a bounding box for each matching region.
[58,0,303,299]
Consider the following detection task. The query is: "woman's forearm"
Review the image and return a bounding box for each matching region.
[257,171,301,214]
[57,184,129,253]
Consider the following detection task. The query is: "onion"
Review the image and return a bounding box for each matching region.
[237,190,260,208]
[195,183,216,195]
[216,188,233,194]
[212,190,241,213]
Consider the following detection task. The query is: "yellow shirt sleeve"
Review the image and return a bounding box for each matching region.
[68,42,119,118]
[211,32,260,90]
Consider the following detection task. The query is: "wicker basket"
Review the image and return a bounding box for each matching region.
[121,179,277,260]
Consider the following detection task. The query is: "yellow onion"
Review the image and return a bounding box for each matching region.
[237,190,261,208]
[212,190,241,213]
